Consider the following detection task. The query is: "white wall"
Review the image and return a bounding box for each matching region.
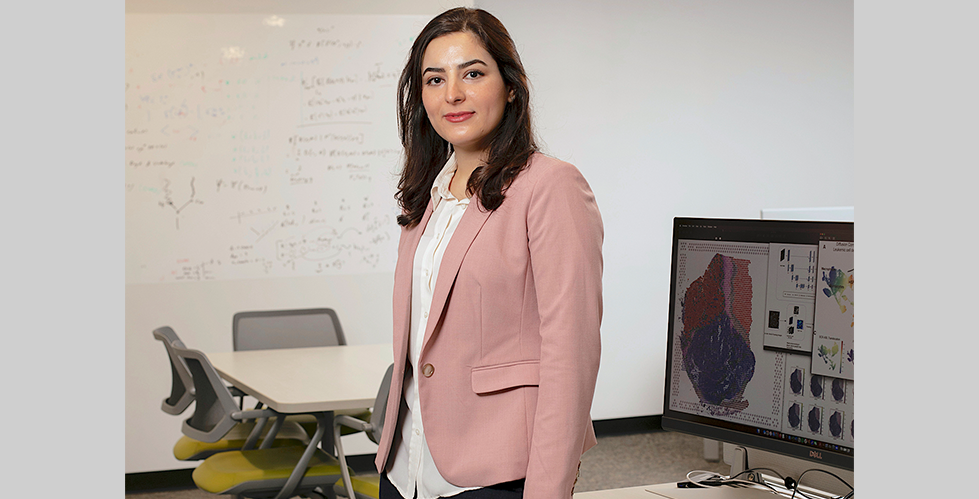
[476,0,853,419]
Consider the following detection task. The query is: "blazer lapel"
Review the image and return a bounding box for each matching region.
[393,200,434,357]
[422,198,493,352]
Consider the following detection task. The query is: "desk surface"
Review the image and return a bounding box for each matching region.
[207,343,393,413]
[575,485,656,498]
[575,483,785,498]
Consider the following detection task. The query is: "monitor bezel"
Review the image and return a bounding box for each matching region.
[662,217,854,471]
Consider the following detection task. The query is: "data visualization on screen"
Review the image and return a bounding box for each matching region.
[663,218,854,469]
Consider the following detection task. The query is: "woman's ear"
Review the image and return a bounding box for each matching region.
[507,88,516,103]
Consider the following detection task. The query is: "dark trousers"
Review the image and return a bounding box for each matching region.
[379,472,524,499]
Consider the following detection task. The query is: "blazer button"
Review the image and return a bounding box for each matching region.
[422,363,435,378]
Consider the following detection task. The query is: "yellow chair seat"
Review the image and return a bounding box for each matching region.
[335,474,380,499]
[192,445,345,494]
[173,419,308,461]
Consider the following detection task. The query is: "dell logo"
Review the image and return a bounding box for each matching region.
[810,450,823,460]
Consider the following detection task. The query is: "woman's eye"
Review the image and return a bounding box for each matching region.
[426,76,442,85]
[466,70,483,79]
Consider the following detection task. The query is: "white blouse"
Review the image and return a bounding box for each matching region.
[387,154,479,499]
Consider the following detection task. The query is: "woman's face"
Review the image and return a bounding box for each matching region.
[420,31,512,157]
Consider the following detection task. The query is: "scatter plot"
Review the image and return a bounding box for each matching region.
[812,241,854,379]
[817,342,841,372]
[821,266,853,315]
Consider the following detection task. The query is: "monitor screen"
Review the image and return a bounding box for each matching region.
[662,217,854,471]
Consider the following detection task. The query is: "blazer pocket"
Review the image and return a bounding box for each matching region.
[471,360,541,394]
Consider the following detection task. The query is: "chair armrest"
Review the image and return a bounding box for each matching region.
[333,414,370,433]
[231,408,279,421]
[231,408,285,450]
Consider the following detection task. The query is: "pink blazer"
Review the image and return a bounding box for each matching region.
[374,153,604,498]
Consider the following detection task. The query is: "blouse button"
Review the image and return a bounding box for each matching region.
[422,363,435,378]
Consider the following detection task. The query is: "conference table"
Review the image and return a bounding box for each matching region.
[201,343,393,498]
[207,343,394,415]
[205,343,394,498]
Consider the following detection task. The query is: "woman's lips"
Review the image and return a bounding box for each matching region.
[444,112,474,123]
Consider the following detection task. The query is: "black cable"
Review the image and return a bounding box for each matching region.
[790,468,854,499]
[686,466,853,498]
[727,466,853,499]
[693,468,782,494]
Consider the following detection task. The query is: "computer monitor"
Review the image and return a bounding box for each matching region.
[662,217,854,475]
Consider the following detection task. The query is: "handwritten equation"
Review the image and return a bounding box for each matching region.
[125,14,426,283]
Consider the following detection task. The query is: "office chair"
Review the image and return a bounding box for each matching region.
[332,363,394,499]
[232,309,371,438]
[174,343,349,499]
[232,308,346,351]
[153,326,195,416]
[153,326,308,462]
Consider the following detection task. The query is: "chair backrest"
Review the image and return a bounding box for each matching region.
[233,308,346,351]
[153,326,195,415]
[170,344,241,443]
[368,363,395,444]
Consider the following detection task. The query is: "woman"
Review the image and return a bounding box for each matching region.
[374,8,603,498]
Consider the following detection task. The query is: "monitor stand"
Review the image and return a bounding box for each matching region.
[722,445,851,499]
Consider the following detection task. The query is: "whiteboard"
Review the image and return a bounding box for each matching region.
[125,14,431,283]
[124,12,434,474]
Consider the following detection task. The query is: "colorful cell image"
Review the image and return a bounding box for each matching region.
[810,374,824,399]
[808,406,822,434]
[790,368,805,395]
[832,378,846,402]
[788,403,803,429]
[829,411,845,439]
[817,343,840,371]
[680,253,756,413]
[821,266,854,319]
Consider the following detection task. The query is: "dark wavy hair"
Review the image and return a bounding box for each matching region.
[395,7,538,228]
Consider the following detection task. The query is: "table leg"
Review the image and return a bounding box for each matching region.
[319,410,335,455]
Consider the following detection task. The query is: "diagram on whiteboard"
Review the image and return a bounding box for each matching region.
[125,14,429,283]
